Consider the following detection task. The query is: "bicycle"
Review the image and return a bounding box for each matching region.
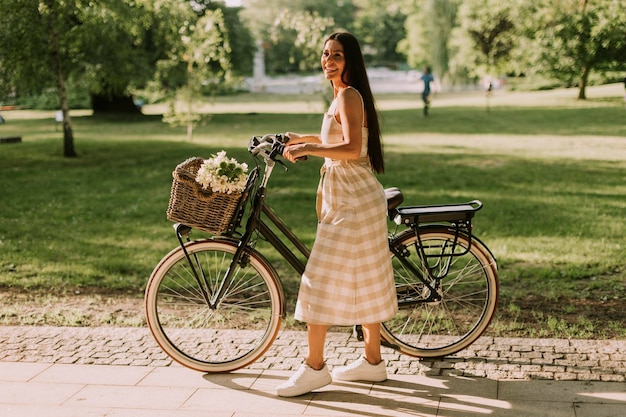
[145,134,499,373]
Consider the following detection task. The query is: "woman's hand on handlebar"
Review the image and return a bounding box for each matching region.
[283,132,299,143]
[281,132,320,162]
[282,143,308,163]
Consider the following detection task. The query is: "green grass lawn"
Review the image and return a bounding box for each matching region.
[1,86,625,337]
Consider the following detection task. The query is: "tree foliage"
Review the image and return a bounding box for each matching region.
[193,1,256,77]
[352,0,407,67]
[159,8,236,140]
[0,0,90,156]
[241,0,410,73]
[449,0,517,81]
[2,0,626,152]
[243,0,349,73]
[398,0,458,83]
[0,0,198,153]
[523,0,626,98]
[265,9,335,73]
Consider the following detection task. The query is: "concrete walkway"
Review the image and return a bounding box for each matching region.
[1,326,624,416]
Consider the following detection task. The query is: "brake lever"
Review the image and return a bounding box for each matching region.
[276,159,288,171]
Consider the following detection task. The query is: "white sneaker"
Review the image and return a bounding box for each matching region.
[276,363,332,397]
[332,356,387,382]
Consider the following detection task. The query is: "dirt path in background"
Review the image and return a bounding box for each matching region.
[0,289,146,328]
[1,288,623,340]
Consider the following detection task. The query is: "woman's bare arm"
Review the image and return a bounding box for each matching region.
[283,88,363,163]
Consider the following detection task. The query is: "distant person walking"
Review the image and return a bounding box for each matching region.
[420,66,434,116]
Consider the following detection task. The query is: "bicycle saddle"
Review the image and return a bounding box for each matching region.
[385,187,404,210]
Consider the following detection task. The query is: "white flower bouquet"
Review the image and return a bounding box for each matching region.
[195,151,248,194]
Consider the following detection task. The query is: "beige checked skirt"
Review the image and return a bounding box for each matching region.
[294,159,398,325]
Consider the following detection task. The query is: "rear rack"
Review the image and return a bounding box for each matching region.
[391,200,482,226]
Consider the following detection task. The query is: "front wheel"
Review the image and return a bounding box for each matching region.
[145,239,284,372]
[382,227,498,358]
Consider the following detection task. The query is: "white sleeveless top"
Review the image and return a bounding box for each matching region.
[320,87,368,163]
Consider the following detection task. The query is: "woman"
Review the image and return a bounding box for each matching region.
[276,32,397,397]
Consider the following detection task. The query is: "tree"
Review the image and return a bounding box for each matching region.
[352,0,407,67]
[266,10,335,73]
[398,0,458,83]
[44,0,76,157]
[0,0,188,155]
[160,9,236,140]
[449,0,517,82]
[0,0,83,156]
[79,0,191,114]
[242,0,412,74]
[523,0,626,99]
[192,1,256,77]
[242,0,354,74]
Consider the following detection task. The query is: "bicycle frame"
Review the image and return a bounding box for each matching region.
[258,203,309,275]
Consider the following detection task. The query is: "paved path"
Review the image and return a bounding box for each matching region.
[1,326,624,381]
[1,326,625,416]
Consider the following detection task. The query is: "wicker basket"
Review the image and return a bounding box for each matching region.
[166,157,243,235]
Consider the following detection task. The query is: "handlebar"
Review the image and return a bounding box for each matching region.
[248,133,308,164]
[248,133,289,161]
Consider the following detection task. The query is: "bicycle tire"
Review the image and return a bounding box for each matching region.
[145,239,284,372]
[382,227,498,358]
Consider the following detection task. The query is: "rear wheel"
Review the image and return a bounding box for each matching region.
[145,239,283,372]
[382,228,498,358]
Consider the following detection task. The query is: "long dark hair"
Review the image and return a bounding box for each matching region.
[326,32,384,174]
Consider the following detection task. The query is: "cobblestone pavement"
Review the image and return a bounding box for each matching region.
[1,326,624,382]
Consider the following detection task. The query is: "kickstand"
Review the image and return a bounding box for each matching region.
[352,325,364,341]
[354,324,400,351]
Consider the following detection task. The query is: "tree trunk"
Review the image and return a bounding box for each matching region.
[577,0,589,100]
[186,95,193,141]
[56,60,75,157]
[44,0,76,157]
[578,65,590,100]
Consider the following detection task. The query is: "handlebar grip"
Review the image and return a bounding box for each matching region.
[273,140,307,162]
[273,142,285,156]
